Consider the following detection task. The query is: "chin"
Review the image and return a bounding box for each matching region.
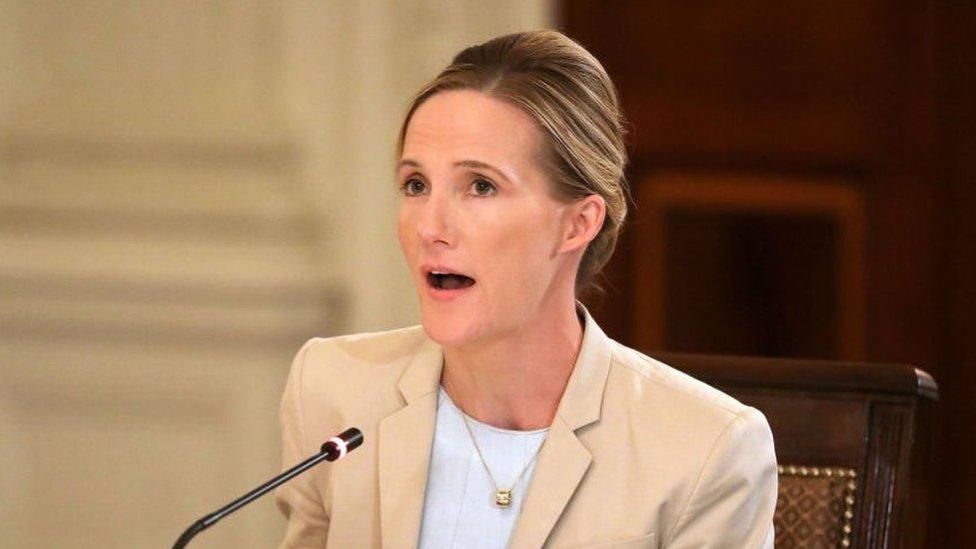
[418,301,488,348]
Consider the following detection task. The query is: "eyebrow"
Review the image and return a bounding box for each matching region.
[398,158,513,184]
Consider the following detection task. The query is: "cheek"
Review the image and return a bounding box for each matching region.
[396,208,414,252]
[478,208,560,284]
[396,210,422,277]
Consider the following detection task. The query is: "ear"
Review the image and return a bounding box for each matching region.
[559,194,606,254]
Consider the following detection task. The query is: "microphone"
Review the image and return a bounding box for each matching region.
[172,427,363,548]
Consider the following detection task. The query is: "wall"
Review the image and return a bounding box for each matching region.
[0,1,553,547]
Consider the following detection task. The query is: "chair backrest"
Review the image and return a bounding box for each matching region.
[651,353,938,548]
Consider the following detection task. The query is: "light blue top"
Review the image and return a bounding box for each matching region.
[418,386,549,549]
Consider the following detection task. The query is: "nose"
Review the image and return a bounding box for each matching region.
[416,190,455,248]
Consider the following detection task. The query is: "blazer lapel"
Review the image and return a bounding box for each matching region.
[508,415,593,549]
[378,337,443,549]
[509,305,615,549]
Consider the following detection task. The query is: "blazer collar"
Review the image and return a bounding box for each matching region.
[553,302,615,430]
[379,302,615,548]
[396,334,445,404]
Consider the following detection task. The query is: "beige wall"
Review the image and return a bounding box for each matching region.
[0,1,553,547]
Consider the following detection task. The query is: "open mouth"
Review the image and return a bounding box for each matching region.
[426,270,476,291]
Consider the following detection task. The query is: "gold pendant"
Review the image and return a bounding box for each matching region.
[494,489,513,508]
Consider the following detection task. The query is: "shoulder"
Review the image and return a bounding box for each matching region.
[609,341,749,419]
[607,345,779,545]
[293,324,428,391]
[610,345,779,545]
[284,326,430,434]
[599,340,773,460]
[298,325,429,374]
[587,340,776,526]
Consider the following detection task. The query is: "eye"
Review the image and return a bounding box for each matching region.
[470,178,497,197]
[400,178,428,196]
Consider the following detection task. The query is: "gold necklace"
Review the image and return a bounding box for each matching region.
[443,378,547,508]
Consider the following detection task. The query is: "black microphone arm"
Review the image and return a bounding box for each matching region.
[172,427,363,548]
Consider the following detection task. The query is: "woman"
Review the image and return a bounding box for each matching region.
[275,30,777,548]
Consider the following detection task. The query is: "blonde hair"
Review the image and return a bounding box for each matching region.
[397,30,629,294]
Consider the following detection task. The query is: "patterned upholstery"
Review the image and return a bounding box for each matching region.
[774,465,858,548]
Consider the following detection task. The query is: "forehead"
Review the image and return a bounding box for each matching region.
[402,90,544,165]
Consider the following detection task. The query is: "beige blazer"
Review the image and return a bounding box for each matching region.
[274,307,777,548]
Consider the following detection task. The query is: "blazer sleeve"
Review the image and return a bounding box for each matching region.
[664,406,778,548]
[274,338,331,548]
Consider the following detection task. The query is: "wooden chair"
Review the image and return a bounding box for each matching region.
[651,353,938,548]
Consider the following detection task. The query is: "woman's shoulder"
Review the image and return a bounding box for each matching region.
[594,340,775,497]
[300,324,430,365]
[286,325,430,407]
[605,340,766,435]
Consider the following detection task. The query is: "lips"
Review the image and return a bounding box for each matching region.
[423,266,476,291]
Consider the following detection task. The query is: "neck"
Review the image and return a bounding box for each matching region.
[441,299,584,431]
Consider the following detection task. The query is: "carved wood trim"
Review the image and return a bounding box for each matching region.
[858,402,910,547]
[632,172,867,359]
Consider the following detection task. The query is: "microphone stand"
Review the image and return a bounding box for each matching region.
[173,428,363,548]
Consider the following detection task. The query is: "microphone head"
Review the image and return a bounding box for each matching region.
[321,427,364,461]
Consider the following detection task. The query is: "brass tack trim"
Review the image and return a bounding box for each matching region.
[778,464,858,547]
